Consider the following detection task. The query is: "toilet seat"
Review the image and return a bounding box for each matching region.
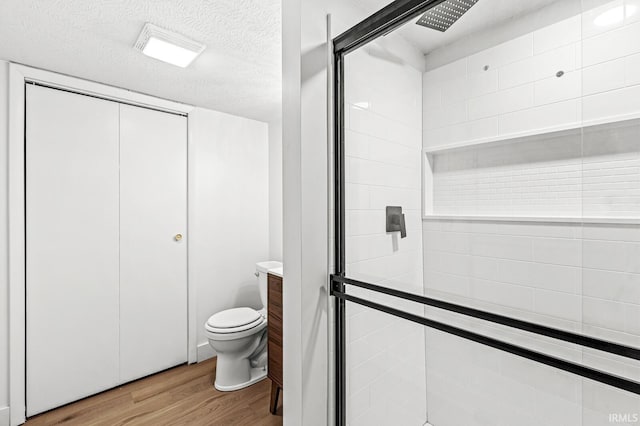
[205,307,266,335]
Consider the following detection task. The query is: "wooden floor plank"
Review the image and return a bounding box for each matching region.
[26,358,283,426]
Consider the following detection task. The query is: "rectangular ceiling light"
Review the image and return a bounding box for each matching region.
[134,23,205,68]
[416,0,479,32]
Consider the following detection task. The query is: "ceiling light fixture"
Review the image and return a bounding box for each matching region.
[594,4,637,27]
[134,23,205,68]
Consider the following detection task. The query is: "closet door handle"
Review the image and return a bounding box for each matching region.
[175,234,183,241]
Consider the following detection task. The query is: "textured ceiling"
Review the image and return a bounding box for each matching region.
[351,0,561,54]
[0,0,281,122]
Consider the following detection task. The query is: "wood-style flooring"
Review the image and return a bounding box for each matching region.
[26,358,283,426]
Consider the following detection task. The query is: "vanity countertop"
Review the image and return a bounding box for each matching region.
[268,267,283,278]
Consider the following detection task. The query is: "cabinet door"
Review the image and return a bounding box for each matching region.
[26,85,120,416]
[119,105,188,382]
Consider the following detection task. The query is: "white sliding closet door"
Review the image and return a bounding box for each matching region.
[26,85,120,416]
[119,105,188,382]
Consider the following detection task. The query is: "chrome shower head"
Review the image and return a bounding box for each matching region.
[416,0,479,32]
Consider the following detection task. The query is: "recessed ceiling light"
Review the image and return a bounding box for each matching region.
[594,4,637,27]
[134,23,205,68]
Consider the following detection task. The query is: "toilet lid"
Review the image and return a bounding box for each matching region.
[207,307,261,329]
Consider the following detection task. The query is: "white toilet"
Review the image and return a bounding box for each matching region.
[205,261,282,391]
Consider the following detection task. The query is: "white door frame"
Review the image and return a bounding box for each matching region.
[8,63,198,426]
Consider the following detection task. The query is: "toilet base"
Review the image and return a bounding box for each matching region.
[214,366,268,392]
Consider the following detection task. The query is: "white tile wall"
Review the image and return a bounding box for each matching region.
[428,116,640,220]
[422,219,640,425]
[423,0,640,151]
[344,44,426,425]
[344,2,640,425]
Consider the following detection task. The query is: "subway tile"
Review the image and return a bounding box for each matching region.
[582,0,625,39]
[345,130,371,159]
[534,15,581,54]
[470,233,533,261]
[472,278,535,311]
[347,234,394,263]
[429,57,467,83]
[533,43,578,80]
[498,56,535,89]
[584,269,640,305]
[582,225,640,242]
[626,53,640,86]
[534,289,582,322]
[583,239,640,273]
[348,210,385,236]
[423,101,467,130]
[424,269,472,297]
[497,259,581,293]
[499,99,581,136]
[468,84,534,120]
[368,138,420,169]
[583,297,628,333]
[583,85,640,122]
[582,21,640,67]
[422,229,471,254]
[446,117,499,144]
[349,157,420,188]
[440,75,469,105]
[369,186,421,210]
[628,0,640,24]
[423,74,442,110]
[467,69,498,98]
[534,71,582,105]
[532,238,582,267]
[423,126,452,149]
[469,34,533,73]
[582,380,640,426]
[424,250,472,276]
[583,58,626,96]
[346,184,370,209]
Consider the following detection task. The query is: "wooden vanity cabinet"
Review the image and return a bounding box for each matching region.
[267,273,283,414]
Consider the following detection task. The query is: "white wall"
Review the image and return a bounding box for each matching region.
[421,1,640,424]
[269,120,283,261]
[344,43,426,425]
[0,73,270,421]
[422,220,640,426]
[423,0,640,151]
[0,60,10,425]
[190,107,270,360]
[282,1,426,424]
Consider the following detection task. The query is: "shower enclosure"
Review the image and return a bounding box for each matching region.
[331,0,640,424]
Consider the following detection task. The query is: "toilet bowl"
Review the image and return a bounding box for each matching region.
[205,261,282,391]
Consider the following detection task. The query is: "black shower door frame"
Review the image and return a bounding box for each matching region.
[330,1,640,425]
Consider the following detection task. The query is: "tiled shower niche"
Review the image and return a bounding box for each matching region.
[424,118,640,221]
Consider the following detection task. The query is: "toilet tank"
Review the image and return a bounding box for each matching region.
[255,261,283,309]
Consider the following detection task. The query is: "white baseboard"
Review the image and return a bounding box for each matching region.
[197,342,216,362]
[0,406,10,426]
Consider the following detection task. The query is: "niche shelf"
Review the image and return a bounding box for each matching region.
[424,111,640,155]
[422,116,640,225]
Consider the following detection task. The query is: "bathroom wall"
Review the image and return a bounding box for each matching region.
[0,68,270,423]
[423,1,640,150]
[422,220,640,425]
[190,107,270,360]
[421,1,640,425]
[344,38,426,425]
[268,119,283,261]
[0,60,10,425]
